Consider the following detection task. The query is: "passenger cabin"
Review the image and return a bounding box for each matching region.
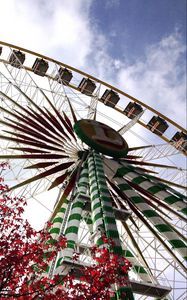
[171,131,187,152]
[147,116,168,135]
[55,67,72,85]
[9,50,25,68]
[32,58,49,76]
[78,78,96,96]
[124,102,143,119]
[100,89,120,108]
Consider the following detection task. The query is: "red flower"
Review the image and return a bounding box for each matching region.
[0,163,131,299]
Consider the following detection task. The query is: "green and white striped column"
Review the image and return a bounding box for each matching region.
[82,212,93,233]
[119,161,187,216]
[88,153,105,246]
[54,164,89,275]
[93,152,123,254]
[104,159,187,262]
[142,172,187,213]
[88,151,134,300]
[123,248,151,282]
[43,199,68,276]
[49,198,68,243]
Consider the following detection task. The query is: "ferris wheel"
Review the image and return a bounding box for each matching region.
[0,41,186,300]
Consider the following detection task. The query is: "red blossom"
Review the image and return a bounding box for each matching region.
[0,163,132,299]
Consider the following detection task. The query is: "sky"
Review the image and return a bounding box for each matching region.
[0,0,186,127]
[0,0,186,224]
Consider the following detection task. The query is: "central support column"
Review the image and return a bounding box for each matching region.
[88,151,134,300]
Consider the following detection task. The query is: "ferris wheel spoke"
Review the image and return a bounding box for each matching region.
[123,197,186,273]
[120,220,154,280]
[28,106,72,143]
[24,161,59,169]
[115,161,187,215]
[66,97,78,123]
[9,161,75,191]
[118,110,144,135]
[0,154,68,160]
[144,173,187,190]
[141,172,187,198]
[122,246,152,283]
[11,78,77,142]
[122,159,186,189]
[48,171,70,191]
[0,134,66,153]
[104,160,187,267]
[87,85,101,120]
[126,180,187,223]
[51,169,78,221]
[129,143,183,160]
[120,158,184,170]
[0,102,68,145]
[9,147,50,153]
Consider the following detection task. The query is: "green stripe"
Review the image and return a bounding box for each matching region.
[155,224,172,232]
[56,257,63,268]
[66,241,75,249]
[170,239,186,248]
[65,226,78,235]
[181,207,187,215]
[50,227,60,234]
[93,193,100,201]
[101,196,112,203]
[99,187,109,194]
[165,195,181,205]
[132,176,146,184]
[90,185,99,193]
[68,213,81,222]
[96,237,105,246]
[102,205,113,212]
[131,196,143,204]
[72,201,84,209]
[93,202,102,210]
[113,245,123,255]
[133,265,148,274]
[46,238,57,245]
[147,185,165,193]
[124,250,134,257]
[143,210,158,217]
[53,217,63,223]
[106,230,119,238]
[118,183,130,191]
[115,167,130,177]
[93,212,103,222]
[71,201,84,209]
[104,216,116,224]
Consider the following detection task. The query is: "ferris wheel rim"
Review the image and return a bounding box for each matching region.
[0,41,186,300]
[0,40,186,155]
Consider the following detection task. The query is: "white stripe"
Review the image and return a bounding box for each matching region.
[139,181,154,189]
[136,202,150,211]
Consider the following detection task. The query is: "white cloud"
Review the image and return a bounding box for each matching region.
[0,0,93,68]
[115,32,186,127]
[0,1,185,144]
[104,0,120,9]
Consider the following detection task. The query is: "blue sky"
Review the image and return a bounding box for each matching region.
[91,0,186,63]
[0,1,186,125]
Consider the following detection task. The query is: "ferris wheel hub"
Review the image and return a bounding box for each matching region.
[74,119,129,158]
